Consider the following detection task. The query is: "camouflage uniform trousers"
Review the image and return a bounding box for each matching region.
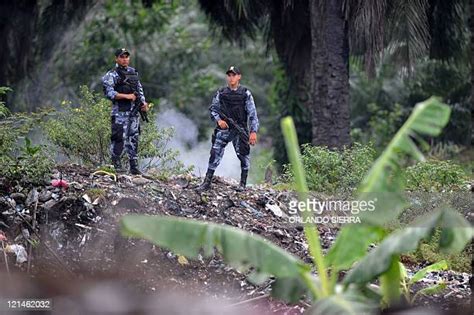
[207,128,250,171]
[110,112,140,162]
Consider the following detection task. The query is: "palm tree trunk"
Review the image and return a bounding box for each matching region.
[471,0,474,146]
[0,1,38,88]
[309,0,351,148]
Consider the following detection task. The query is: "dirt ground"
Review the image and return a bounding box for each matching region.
[0,164,471,314]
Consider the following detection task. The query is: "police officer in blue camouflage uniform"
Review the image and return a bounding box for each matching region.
[197,66,259,191]
[102,48,149,174]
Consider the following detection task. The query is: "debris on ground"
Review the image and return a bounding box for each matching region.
[0,163,471,313]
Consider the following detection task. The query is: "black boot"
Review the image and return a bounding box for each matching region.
[236,170,248,191]
[196,169,214,192]
[129,159,142,175]
[112,158,124,173]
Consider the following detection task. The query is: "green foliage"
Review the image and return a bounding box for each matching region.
[343,209,471,285]
[269,65,312,167]
[355,97,451,225]
[405,160,469,192]
[42,86,111,165]
[0,137,52,185]
[69,0,176,86]
[120,98,472,313]
[121,214,312,292]
[0,87,12,117]
[53,0,275,140]
[282,143,376,193]
[140,122,192,178]
[352,103,405,150]
[42,86,188,175]
[306,289,379,315]
[350,59,471,147]
[400,260,448,304]
[407,60,471,145]
[406,228,472,273]
[248,147,276,185]
[0,87,52,184]
[428,141,464,160]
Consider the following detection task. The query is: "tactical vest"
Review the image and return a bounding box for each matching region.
[219,86,248,128]
[114,66,138,111]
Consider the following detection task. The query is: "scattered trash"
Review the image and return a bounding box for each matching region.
[82,194,92,204]
[4,244,28,264]
[0,162,470,311]
[178,255,189,266]
[91,170,117,182]
[265,203,283,217]
[52,179,69,190]
[25,189,39,207]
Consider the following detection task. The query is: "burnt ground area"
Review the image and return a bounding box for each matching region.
[0,164,471,314]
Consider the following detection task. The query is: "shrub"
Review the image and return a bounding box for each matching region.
[351,102,405,151]
[0,87,52,185]
[42,86,111,165]
[282,142,376,193]
[42,86,190,176]
[405,160,469,192]
[0,138,52,185]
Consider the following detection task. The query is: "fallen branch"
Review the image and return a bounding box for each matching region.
[27,199,38,274]
[1,239,10,277]
[225,294,270,307]
[92,170,117,182]
[75,223,107,233]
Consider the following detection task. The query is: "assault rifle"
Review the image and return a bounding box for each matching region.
[210,105,249,143]
[121,73,149,124]
[118,69,149,137]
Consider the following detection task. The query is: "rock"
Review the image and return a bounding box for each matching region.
[25,188,39,207]
[71,182,84,190]
[0,198,12,211]
[181,208,196,215]
[132,177,152,185]
[39,190,53,202]
[240,201,263,217]
[115,197,143,210]
[165,200,180,213]
[174,177,189,188]
[10,193,26,203]
[42,199,59,211]
[7,198,16,209]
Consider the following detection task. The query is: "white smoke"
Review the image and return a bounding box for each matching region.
[156,107,241,180]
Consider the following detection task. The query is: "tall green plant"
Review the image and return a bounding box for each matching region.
[0,87,52,184]
[120,97,472,314]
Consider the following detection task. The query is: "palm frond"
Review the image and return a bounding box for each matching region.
[197,0,269,43]
[385,0,430,72]
[269,0,310,81]
[345,0,387,76]
[428,0,469,61]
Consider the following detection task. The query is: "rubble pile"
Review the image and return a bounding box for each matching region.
[0,164,471,312]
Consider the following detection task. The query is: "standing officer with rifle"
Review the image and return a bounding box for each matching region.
[197,66,259,191]
[102,48,149,175]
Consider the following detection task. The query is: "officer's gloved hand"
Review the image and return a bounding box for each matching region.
[217,120,228,129]
[141,102,149,112]
[249,132,257,145]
